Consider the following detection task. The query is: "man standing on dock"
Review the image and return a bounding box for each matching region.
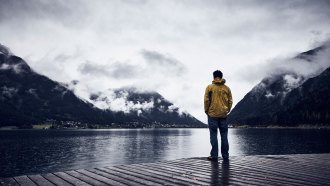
[204,70,233,161]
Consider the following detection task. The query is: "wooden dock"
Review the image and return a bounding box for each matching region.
[1,153,330,185]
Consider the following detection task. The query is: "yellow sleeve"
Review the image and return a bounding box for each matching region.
[204,86,210,113]
[227,87,233,111]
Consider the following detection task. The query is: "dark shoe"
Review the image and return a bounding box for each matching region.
[222,157,229,162]
[207,156,218,161]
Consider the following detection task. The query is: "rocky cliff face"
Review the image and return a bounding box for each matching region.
[228,44,330,126]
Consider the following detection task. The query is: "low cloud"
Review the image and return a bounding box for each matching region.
[141,49,186,76]
[271,43,330,78]
[79,62,111,77]
[89,89,155,114]
[238,41,330,83]
[79,61,140,79]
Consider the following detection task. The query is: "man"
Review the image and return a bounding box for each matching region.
[204,70,233,161]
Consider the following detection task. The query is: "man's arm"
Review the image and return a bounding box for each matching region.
[227,87,233,112]
[204,86,211,114]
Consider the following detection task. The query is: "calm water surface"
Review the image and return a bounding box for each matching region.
[1,128,330,177]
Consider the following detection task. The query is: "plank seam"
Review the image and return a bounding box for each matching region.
[43,173,73,186]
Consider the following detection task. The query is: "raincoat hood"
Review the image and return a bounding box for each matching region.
[212,77,226,85]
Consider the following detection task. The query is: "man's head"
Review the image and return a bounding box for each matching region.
[213,70,223,79]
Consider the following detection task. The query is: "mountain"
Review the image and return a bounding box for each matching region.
[0,44,205,128]
[89,88,204,127]
[0,44,115,127]
[275,67,330,125]
[228,45,330,126]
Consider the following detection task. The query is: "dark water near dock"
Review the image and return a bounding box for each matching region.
[1,128,330,178]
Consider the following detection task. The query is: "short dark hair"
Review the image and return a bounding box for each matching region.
[213,70,223,78]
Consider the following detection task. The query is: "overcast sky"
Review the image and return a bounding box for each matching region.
[1,0,330,122]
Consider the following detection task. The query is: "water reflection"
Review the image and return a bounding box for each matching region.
[210,161,220,185]
[221,160,230,185]
[0,128,330,178]
[209,160,230,185]
[230,128,330,155]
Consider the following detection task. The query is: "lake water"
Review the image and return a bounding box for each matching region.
[1,128,330,178]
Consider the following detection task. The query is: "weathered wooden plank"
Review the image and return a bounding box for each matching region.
[88,168,140,186]
[3,153,330,186]
[168,158,303,186]
[135,163,231,185]
[179,158,308,185]
[52,172,89,186]
[136,163,212,181]
[174,159,307,186]
[126,163,212,185]
[41,173,73,186]
[231,160,328,184]
[65,170,107,186]
[243,155,325,172]
[111,164,209,185]
[99,167,163,186]
[0,178,19,186]
[76,169,126,186]
[13,176,37,186]
[118,164,195,185]
[217,157,330,184]
[28,175,55,186]
[108,166,174,185]
[259,156,330,175]
[182,158,326,185]
[118,165,193,186]
[144,160,266,186]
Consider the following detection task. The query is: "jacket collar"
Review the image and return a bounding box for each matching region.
[212,77,226,84]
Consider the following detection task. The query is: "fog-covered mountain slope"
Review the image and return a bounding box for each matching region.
[89,88,204,127]
[0,44,115,127]
[0,44,205,128]
[274,66,330,125]
[228,44,330,126]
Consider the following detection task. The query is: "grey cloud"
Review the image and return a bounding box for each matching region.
[236,41,330,82]
[142,49,179,66]
[54,54,75,63]
[1,0,330,43]
[110,62,140,79]
[141,49,186,75]
[30,53,80,79]
[79,62,110,77]
[0,0,88,28]
[78,50,186,79]
[196,0,330,40]
[78,61,140,79]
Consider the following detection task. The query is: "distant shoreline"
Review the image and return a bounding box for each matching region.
[0,125,208,130]
[230,125,330,129]
[1,125,330,130]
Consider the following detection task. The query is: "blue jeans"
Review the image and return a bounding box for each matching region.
[208,116,229,159]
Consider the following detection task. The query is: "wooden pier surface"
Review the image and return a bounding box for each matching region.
[1,153,330,185]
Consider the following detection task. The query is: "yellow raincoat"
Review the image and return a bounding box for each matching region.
[204,77,233,118]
